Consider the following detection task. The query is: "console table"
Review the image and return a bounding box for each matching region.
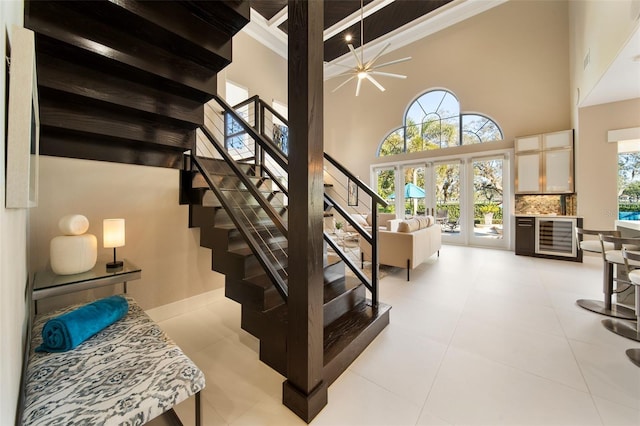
[32,259,141,314]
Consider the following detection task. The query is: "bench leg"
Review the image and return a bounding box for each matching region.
[195,391,201,426]
[407,259,410,281]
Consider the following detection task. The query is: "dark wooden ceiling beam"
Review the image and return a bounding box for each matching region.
[251,0,453,62]
[323,0,452,61]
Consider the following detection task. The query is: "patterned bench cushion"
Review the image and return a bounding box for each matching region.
[22,296,205,425]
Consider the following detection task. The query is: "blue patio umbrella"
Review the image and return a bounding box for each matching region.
[388,182,426,199]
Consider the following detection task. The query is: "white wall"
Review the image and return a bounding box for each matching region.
[1,1,28,423]
[323,0,571,181]
[576,98,640,229]
[218,31,288,107]
[29,157,224,312]
[569,0,640,228]
[569,0,640,107]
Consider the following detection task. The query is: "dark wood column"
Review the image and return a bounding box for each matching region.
[282,0,327,422]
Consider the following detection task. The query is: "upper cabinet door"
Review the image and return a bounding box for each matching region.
[543,130,573,150]
[515,135,542,152]
[544,149,574,193]
[516,152,541,193]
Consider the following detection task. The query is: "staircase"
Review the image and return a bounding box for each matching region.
[180,101,391,385]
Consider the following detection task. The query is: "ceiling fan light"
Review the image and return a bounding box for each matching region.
[357,71,367,80]
[345,34,352,42]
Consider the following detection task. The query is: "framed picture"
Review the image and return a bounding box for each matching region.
[348,179,358,206]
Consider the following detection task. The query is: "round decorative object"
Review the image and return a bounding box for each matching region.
[58,214,90,236]
[50,234,98,275]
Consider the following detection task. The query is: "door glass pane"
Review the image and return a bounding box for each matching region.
[435,162,460,234]
[618,151,640,219]
[375,168,396,214]
[403,165,425,217]
[473,158,504,240]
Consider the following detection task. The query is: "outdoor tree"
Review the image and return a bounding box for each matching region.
[618,153,640,196]
[622,181,640,202]
[436,164,459,203]
[473,160,503,203]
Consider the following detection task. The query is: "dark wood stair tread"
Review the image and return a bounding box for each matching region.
[323,301,391,385]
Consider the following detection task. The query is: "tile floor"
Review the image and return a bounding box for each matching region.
[155,245,640,425]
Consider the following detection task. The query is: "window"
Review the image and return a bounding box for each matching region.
[378,89,503,157]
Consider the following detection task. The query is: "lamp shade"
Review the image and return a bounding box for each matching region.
[103,219,125,248]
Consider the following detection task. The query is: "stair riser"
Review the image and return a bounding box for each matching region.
[225,277,284,312]
[200,226,287,252]
[323,285,365,327]
[212,250,287,280]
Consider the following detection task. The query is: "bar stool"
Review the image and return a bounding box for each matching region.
[575,228,636,319]
[601,249,640,356]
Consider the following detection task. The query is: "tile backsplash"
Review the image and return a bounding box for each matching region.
[515,194,576,215]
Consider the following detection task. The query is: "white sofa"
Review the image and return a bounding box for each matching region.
[347,213,400,233]
[360,215,441,281]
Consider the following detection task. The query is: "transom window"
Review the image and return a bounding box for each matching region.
[378,89,503,157]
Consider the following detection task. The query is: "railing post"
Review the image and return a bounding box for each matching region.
[254,97,263,174]
[371,204,379,308]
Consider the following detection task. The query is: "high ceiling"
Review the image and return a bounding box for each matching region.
[250,0,452,62]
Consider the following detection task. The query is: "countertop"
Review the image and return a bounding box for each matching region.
[616,220,640,231]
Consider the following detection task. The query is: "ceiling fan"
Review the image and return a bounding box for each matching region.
[330,0,412,96]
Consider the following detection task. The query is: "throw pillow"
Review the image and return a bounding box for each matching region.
[397,218,420,233]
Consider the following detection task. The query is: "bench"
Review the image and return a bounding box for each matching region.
[21,296,205,425]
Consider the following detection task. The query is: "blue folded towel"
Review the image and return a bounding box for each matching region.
[36,295,129,353]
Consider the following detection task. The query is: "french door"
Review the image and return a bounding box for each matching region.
[468,156,506,248]
[373,151,510,249]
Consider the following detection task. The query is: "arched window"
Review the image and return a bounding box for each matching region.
[378,89,503,157]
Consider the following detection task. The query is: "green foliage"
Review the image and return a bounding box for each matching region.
[479,204,499,214]
[618,153,640,196]
[475,203,503,221]
[619,203,640,212]
[436,204,460,221]
[622,181,640,199]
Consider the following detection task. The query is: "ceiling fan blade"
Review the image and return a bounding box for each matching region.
[365,42,391,69]
[355,77,362,97]
[326,61,355,69]
[369,71,407,79]
[332,75,356,93]
[326,70,357,80]
[365,74,386,92]
[371,56,412,70]
[348,43,363,68]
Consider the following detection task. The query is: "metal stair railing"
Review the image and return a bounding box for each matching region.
[239,96,388,307]
[194,98,290,301]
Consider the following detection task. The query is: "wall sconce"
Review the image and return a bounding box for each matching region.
[103,218,125,269]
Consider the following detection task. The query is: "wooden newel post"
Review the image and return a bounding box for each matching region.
[282,0,328,422]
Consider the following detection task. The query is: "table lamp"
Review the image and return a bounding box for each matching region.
[103,218,125,268]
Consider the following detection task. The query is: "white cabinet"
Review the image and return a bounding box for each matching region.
[516,152,541,193]
[515,130,573,194]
